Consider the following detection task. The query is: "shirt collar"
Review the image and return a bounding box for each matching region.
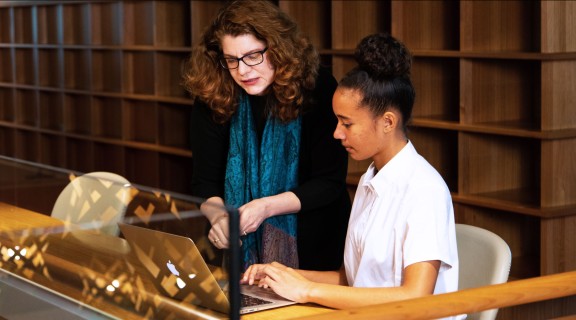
[361,141,417,196]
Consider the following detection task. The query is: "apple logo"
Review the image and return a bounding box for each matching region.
[166,260,180,276]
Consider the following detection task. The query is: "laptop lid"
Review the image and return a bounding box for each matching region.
[118,223,295,315]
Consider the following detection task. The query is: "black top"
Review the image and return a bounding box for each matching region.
[190,68,351,270]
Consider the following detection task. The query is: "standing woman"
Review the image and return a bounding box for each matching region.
[182,0,351,271]
[242,33,461,319]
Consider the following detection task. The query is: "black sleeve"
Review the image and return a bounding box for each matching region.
[291,68,349,212]
[190,100,230,199]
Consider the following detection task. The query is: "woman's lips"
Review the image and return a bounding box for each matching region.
[242,78,258,85]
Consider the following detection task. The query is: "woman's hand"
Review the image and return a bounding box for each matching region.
[238,192,301,236]
[208,215,229,249]
[238,198,271,235]
[242,262,313,303]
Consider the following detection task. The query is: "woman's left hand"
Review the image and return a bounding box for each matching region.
[238,198,270,235]
[250,262,313,303]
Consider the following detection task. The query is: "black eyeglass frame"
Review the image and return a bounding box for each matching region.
[218,47,268,70]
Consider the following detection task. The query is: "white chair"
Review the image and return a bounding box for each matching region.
[456,224,512,320]
[51,172,132,236]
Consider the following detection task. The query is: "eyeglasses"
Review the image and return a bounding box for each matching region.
[218,48,268,70]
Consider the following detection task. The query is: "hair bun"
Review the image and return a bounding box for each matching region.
[354,33,411,79]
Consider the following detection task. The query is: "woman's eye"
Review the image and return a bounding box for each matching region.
[246,53,259,61]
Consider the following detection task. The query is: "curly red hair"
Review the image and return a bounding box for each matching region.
[182,0,319,123]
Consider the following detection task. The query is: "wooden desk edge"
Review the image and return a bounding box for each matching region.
[295,271,576,320]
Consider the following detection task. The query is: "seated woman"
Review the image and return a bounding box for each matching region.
[241,33,462,319]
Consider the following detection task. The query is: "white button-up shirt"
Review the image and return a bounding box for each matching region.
[344,141,459,297]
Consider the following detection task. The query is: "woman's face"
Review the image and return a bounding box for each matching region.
[221,34,275,96]
[333,88,387,164]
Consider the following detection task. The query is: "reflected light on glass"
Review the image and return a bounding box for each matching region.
[176,277,186,289]
[112,279,120,288]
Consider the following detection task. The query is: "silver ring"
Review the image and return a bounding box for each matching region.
[214,238,220,243]
[243,231,247,236]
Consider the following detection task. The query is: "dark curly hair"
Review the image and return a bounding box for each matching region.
[339,33,415,132]
[182,0,319,124]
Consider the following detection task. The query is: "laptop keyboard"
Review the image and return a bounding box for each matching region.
[241,293,273,307]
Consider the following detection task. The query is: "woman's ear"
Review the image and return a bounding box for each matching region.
[381,111,398,133]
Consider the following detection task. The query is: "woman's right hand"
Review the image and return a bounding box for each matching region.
[201,197,230,248]
[208,214,229,248]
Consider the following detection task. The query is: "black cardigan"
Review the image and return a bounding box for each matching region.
[190,68,351,270]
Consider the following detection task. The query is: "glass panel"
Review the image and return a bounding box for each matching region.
[0,155,241,319]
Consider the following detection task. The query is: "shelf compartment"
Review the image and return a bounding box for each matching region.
[123,51,154,94]
[409,127,458,193]
[159,154,191,194]
[190,1,226,45]
[454,203,541,279]
[37,4,60,44]
[64,49,91,90]
[125,148,159,188]
[279,1,332,50]
[124,99,157,144]
[65,137,93,173]
[540,1,576,53]
[154,1,190,47]
[331,1,389,49]
[0,7,11,43]
[15,129,38,162]
[0,127,15,156]
[541,60,576,131]
[331,56,358,83]
[13,6,34,44]
[460,1,539,52]
[93,142,125,174]
[91,49,121,92]
[0,88,15,121]
[460,59,540,131]
[62,3,90,45]
[158,103,189,149]
[0,48,13,83]
[392,0,459,50]
[38,91,64,131]
[15,89,38,126]
[155,52,188,97]
[14,48,35,85]
[412,57,459,122]
[90,2,121,45]
[63,93,91,135]
[122,1,154,46]
[39,133,65,167]
[459,132,540,206]
[38,48,62,87]
[92,96,122,139]
[541,138,576,208]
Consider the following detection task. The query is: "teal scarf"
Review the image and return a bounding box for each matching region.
[225,93,300,271]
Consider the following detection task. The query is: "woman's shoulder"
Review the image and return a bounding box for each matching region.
[315,66,338,93]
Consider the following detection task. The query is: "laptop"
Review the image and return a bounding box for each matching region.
[118,223,296,315]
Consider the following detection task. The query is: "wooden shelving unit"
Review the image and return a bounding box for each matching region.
[1,2,576,316]
[0,0,203,193]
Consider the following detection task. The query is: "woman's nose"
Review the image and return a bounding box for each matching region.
[333,126,344,140]
[237,61,251,75]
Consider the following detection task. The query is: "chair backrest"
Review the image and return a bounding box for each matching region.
[51,172,132,236]
[456,224,512,320]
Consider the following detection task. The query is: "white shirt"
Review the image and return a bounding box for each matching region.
[344,141,460,308]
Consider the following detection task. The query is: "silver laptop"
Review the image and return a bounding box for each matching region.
[118,223,296,315]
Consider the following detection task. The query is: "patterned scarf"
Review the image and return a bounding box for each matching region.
[225,93,300,271]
